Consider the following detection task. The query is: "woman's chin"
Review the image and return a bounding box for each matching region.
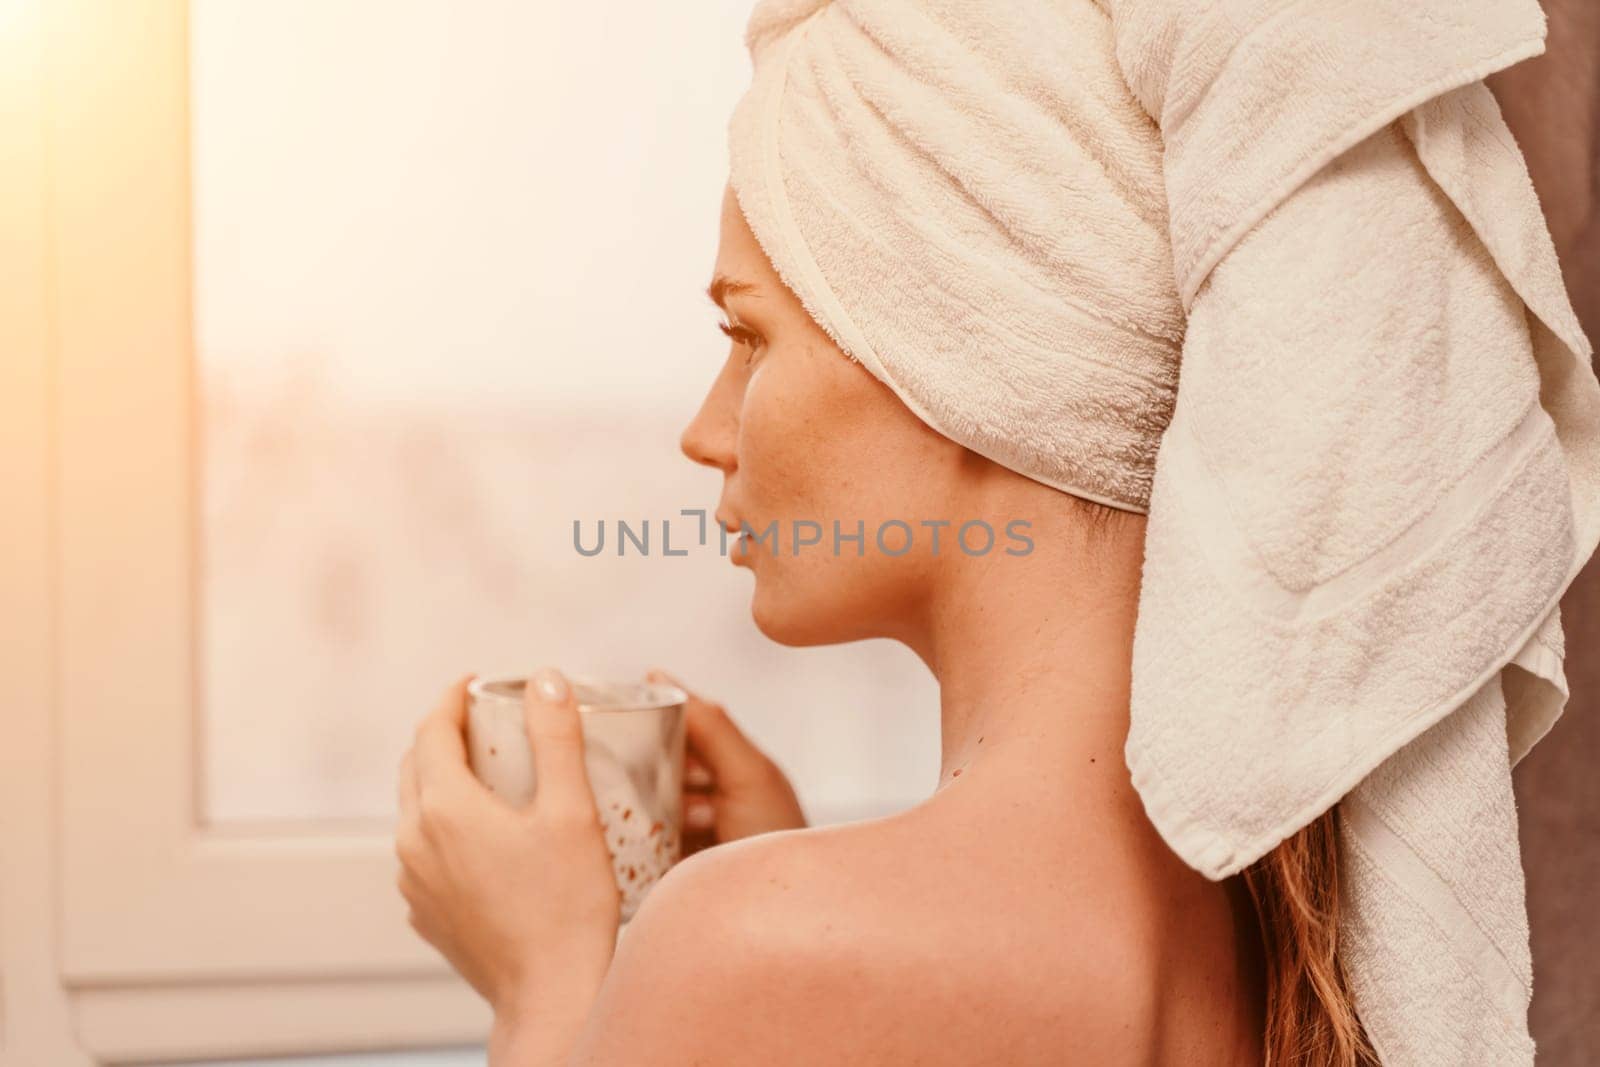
[748,587,810,646]
[748,580,873,647]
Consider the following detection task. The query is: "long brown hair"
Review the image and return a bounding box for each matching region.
[1242,805,1381,1066]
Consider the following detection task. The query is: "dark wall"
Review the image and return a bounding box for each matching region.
[1487,3,1600,1062]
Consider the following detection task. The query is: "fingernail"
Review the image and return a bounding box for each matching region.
[685,764,713,789]
[686,803,715,830]
[532,668,568,703]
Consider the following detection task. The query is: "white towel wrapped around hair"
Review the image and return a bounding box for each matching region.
[727,1,1600,1062]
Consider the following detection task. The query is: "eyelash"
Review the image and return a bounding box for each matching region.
[718,320,761,363]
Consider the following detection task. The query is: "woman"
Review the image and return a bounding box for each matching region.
[398,181,1276,1065]
[396,2,1597,1064]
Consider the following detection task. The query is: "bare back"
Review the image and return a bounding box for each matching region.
[576,757,1266,1066]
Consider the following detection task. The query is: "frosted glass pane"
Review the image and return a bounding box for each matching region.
[193,1,940,825]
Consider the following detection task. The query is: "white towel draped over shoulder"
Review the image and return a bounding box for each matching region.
[1102,2,1599,1061]
[727,1,1600,1062]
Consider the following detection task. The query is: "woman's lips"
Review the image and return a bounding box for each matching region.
[715,512,752,562]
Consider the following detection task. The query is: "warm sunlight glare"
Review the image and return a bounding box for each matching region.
[0,0,33,36]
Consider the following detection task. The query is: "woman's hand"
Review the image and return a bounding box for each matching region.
[647,669,807,856]
[396,669,618,1066]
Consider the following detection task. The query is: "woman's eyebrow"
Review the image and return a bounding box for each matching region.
[705,274,760,310]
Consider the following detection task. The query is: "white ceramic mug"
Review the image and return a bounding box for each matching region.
[465,676,688,922]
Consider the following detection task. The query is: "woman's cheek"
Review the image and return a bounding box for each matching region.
[740,338,889,520]
[737,357,810,501]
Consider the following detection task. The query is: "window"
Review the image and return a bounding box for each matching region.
[6,2,936,1060]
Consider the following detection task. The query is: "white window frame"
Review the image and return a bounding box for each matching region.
[1,1,490,1060]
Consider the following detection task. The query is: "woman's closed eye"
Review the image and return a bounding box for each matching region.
[718,320,763,364]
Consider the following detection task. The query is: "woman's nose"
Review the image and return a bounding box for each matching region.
[679,399,736,473]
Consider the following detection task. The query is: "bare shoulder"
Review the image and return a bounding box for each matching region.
[569,807,1171,1065]
[568,823,901,1065]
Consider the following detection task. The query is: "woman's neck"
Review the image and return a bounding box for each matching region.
[906,495,1147,796]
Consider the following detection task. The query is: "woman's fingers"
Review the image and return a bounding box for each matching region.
[684,794,716,832]
[681,751,719,850]
[647,668,767,789]
[684,754,714,792]
[398,749,419,815]
[523,667,595,819]
[414,674,477,793]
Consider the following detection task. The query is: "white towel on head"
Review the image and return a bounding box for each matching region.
[732,0,1185,513]
[727,1,1600,1062]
